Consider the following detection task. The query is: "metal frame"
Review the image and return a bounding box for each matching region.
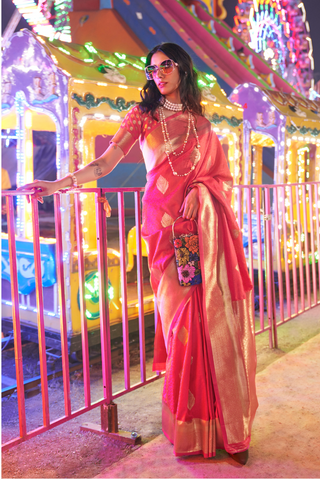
[2,182,320,451]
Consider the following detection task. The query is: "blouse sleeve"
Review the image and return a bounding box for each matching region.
[110,105,143,155]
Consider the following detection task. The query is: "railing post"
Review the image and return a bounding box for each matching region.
[95,190,112,403]
[54,194,71,416]
[31,197,50,427]
[264,188,276,349]
[134,191,146,383]
[74,192,91,407]
[6,195,27,438]
[80,190,140,445]
[118,191,130,390]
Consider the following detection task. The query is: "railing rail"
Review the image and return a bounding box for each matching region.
[1,182,320,450]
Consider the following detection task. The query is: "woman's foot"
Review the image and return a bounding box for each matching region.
[230,449,249,465]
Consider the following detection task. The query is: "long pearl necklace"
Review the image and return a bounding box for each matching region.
[159,105,201,177]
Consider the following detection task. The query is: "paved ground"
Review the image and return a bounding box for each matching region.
[2,305,320,478]
[96,310,320,478]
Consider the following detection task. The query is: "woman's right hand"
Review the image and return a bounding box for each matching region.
[17,179,62,203]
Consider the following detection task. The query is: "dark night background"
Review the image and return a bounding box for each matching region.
[1,0,320,83]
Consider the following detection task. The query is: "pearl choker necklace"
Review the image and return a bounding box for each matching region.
[162,98,183,111]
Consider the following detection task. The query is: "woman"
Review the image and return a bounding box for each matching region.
[19,43,258,465]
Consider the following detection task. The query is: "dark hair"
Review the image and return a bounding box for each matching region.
[139,43,204,117]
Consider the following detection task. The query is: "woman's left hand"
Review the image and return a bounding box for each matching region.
[179,188,199,220]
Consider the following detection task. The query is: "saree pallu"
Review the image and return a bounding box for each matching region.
[112,107,258,457]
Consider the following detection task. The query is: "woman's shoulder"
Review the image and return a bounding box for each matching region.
[125,104,152,121]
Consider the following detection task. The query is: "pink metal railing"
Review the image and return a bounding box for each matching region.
[1,182,320,450]
[234,181,320,348]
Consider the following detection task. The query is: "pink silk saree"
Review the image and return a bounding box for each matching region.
[111,106,258,457]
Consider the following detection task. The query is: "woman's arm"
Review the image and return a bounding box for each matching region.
[17,143,123,198]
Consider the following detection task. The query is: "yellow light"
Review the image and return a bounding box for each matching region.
[26,140,33,158]
[26,222,33,238]
[25,111,32,129]
[26,171,33,183]
[118,85,128,89]
[83,227,88,232]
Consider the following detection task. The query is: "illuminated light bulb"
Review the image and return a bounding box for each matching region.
[118,85,128,89]
[26,222,33,238]
[226,106,232,110]
[110,115,121,121]
[214,103,221,107]
[25,111,32,129]
[74,79,84,84]
[26,140,33,158]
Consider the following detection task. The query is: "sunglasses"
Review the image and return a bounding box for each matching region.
[145,59,179,80]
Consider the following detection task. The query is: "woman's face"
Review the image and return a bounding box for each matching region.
[150,51,181,98]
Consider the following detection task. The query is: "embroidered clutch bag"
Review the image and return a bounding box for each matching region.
[172,217,202,287]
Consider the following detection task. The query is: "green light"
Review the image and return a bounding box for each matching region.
[115,52,126,60]
[105,60,116,66]
[118,62,126,67]
[209,82,214,88]
[84,42,98,54]
[78,271,114,320]
[140,56,147,63]
[133,63,143,70]
[58,47,70,55]
[84,59,94,63]
[198,79,206,86]
[108,285,114,300]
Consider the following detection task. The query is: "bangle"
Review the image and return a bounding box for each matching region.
[67,172,78,188]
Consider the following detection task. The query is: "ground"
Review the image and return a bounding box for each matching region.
[1,306,320,478]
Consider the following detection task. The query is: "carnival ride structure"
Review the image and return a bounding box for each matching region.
[67,0,307,97]
[10,0,311,97]
[230,83,320,269]
[1,29,244,351]
[233,0,314,96]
